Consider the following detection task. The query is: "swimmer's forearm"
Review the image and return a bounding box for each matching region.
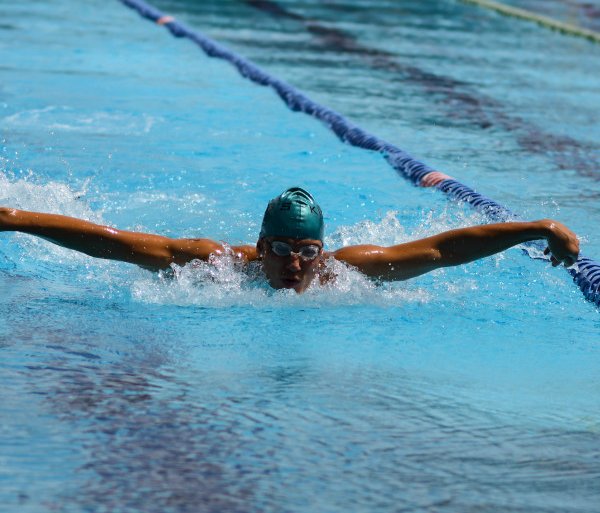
[0,208,223,269]
[0,207,171,265]
[403,219,579,273]
[429,221,554,265]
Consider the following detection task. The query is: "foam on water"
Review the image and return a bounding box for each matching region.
[3,106,159,135]
[0,170,96,218]
[0,171,107,270]
[130,250,433,308]
[327,206,490,247]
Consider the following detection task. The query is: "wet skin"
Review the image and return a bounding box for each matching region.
[257,237,324,293]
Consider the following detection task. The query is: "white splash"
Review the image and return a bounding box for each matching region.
[3,106,159,135]
[326,207,488,248]
[0,171,108,265]
[0,171,97,220]
[131,240,433,309]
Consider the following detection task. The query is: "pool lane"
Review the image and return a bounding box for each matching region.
[243,0,599,181]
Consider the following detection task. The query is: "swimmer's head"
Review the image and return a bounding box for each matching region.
[258,187,324,293]
[259,187,324,242]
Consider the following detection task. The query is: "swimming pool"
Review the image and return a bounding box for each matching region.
[1,0,599,511]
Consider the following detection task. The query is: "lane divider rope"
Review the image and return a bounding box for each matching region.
[119,0,600,308]
[460,0,600,44]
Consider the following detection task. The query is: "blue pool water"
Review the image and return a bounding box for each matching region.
[1,1,600,512]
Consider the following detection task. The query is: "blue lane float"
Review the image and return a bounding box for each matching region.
[119,0,600,309]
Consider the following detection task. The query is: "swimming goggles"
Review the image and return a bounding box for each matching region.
[270,241,321,261]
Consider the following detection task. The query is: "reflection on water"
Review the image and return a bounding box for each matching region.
[18,341,600,513]
[3,248,599,512]
[38,363,257,512]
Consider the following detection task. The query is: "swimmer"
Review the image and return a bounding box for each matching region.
[0,187,579,293]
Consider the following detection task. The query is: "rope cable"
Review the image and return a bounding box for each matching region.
[459,0,600,44]
[119,0,600,309]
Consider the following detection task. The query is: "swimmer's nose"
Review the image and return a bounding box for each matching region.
[286,255,302,271]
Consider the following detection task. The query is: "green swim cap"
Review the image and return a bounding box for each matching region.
[259,187,324,241]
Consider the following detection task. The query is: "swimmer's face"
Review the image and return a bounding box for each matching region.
[257,237,324,293]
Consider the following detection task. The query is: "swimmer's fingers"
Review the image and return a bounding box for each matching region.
[544,246,577,267]
[544,247,559,266]
[557,256,576,267]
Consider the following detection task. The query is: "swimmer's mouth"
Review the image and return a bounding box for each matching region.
[281,276,301,288]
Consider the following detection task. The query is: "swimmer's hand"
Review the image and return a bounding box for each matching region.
[541,219,580,267]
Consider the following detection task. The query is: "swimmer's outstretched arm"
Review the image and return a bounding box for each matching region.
[0,208,257,270]
[331,220,580,281]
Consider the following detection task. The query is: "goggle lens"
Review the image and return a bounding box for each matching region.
[270,241,321,260]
